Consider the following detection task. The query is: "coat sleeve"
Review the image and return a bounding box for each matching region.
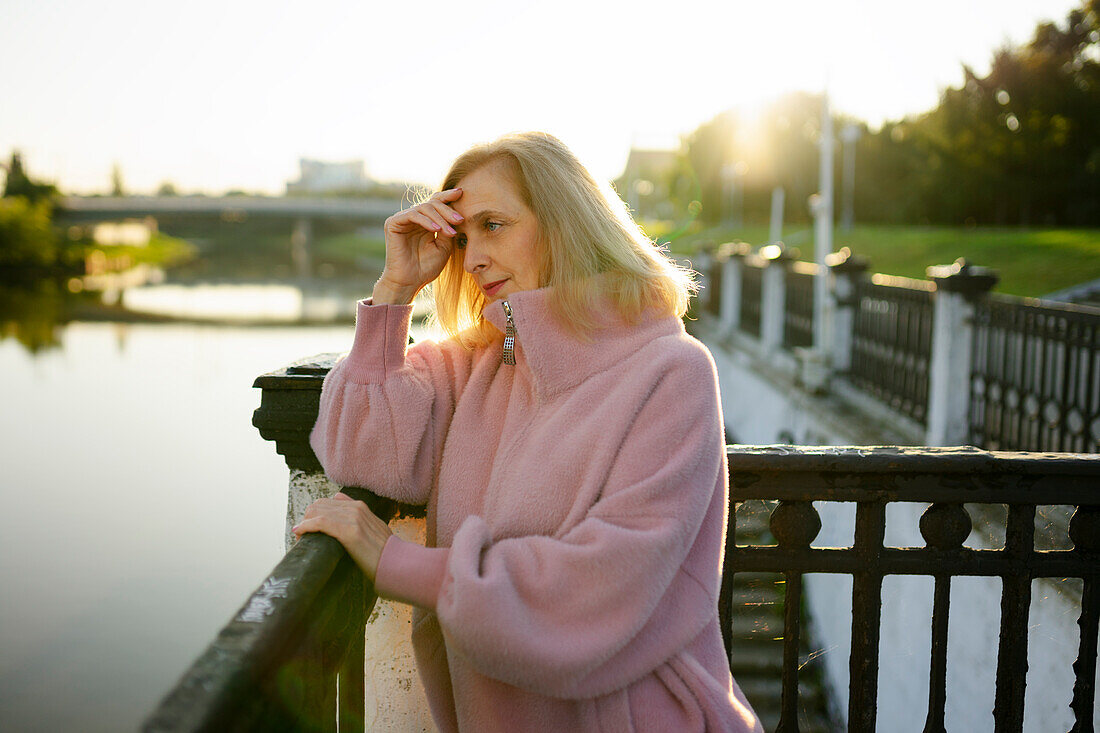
[373,341,728,698]
[308,300,470,505]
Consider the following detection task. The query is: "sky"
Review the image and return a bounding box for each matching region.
[0,0,1086,195]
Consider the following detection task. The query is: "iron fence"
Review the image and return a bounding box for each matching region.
[784,262,818,349]
[970,294,1100,453]
[848,275,935,424]
[719,445,1100,733]
[709,254,724,317]
[741,260,764,338]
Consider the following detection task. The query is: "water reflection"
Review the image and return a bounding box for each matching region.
[0,278,405,356]
[0,280,97,354]
[122,282,364,322]
[0,319,372,731]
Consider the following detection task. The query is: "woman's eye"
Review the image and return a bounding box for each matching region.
[486,221,502,232]
[455,233,467,249]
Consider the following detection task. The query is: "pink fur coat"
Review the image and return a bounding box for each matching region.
[310,286,762,732]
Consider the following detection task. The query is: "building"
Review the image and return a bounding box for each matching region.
[285,159,372,195]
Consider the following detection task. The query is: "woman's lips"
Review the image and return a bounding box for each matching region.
[482,279,507,297]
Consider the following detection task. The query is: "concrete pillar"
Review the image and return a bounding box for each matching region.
[760,244,795,355]
[719,242,749,335]
[253,355,436,731]
[291,217,313,280]
[925,259,999,446]
[827,248,870,374]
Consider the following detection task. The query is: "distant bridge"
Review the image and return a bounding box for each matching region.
[56,195,404,279]
[56,195,401,221]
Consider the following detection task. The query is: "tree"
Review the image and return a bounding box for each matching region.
[3,151,58,205]
[0,196,59,270]
[111,163,125,197]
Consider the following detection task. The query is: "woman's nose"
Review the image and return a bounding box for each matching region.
[462,240,489,273]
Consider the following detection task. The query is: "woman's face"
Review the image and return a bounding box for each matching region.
[453,160,542,301]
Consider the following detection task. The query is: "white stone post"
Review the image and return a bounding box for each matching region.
[925,259,999,446]
[769,187,785,245]
[827,249,869,374]
[759,245,790,355]
[719,242,748,335]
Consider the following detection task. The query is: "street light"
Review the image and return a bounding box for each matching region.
[840,123,861,232]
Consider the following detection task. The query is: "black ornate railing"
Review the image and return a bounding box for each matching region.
[718,445,1100,733]
[784,262,817,349]
[970,294,1100,453]
[741,259,764,338]
[849,276,935,424]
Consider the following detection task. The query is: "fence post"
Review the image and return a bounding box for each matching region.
[252,355,435,731]
[828,248,870,374]
[760,244,795,354]
[719,242,749,335]
[924,259,999,446]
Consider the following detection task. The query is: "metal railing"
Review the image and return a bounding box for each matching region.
[784,262,818,349]
[142,488,414,733]
[971,293,1100,453]
[146,344,1100,731]
[718,445,1100,732]
[741,259,764,338]
[848,275,935,424]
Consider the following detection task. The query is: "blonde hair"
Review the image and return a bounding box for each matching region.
[431,132,695,347]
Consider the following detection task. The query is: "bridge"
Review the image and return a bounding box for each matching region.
[56,195,400,221]
[56,194,403,279]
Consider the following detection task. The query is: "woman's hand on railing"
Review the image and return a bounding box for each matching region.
[292,492,394,582]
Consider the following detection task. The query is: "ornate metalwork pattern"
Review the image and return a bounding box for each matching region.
[720,445,1100,733]
[970,294,1100,453]
[848,277,934,424]
[783,264,817,349]
[740,261,764,338]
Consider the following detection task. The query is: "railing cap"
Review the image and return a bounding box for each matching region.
[717,241,753,260]
[252,353,342,390]
[726,444,1100,476]
[926,258,999,297]
[253,353,342,472]
[759,242,800,263]
[826,246,870,274]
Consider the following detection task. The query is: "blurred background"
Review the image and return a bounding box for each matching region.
[2,0,1098,729]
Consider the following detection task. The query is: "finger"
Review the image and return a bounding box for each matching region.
[410,210,457,237]
[292,514,342,540]
[333,492,352,501]
[414,206,458,236]
[432,187,463,203]
[426,198,464,225]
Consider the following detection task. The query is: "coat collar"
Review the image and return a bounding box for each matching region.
[481,285,683,399]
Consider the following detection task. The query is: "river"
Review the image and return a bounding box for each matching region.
[0,285,422,731]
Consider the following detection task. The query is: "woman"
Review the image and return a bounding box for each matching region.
[296,132,762,732]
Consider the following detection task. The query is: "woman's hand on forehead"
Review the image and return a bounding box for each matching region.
[374,188,466,305]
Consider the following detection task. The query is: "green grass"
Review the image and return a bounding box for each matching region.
[91,232,197,268]
[313,232,387,263]
[662,223,1100,299]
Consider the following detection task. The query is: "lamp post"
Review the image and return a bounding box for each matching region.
[840,123,861,232]
[813,94,834,354]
